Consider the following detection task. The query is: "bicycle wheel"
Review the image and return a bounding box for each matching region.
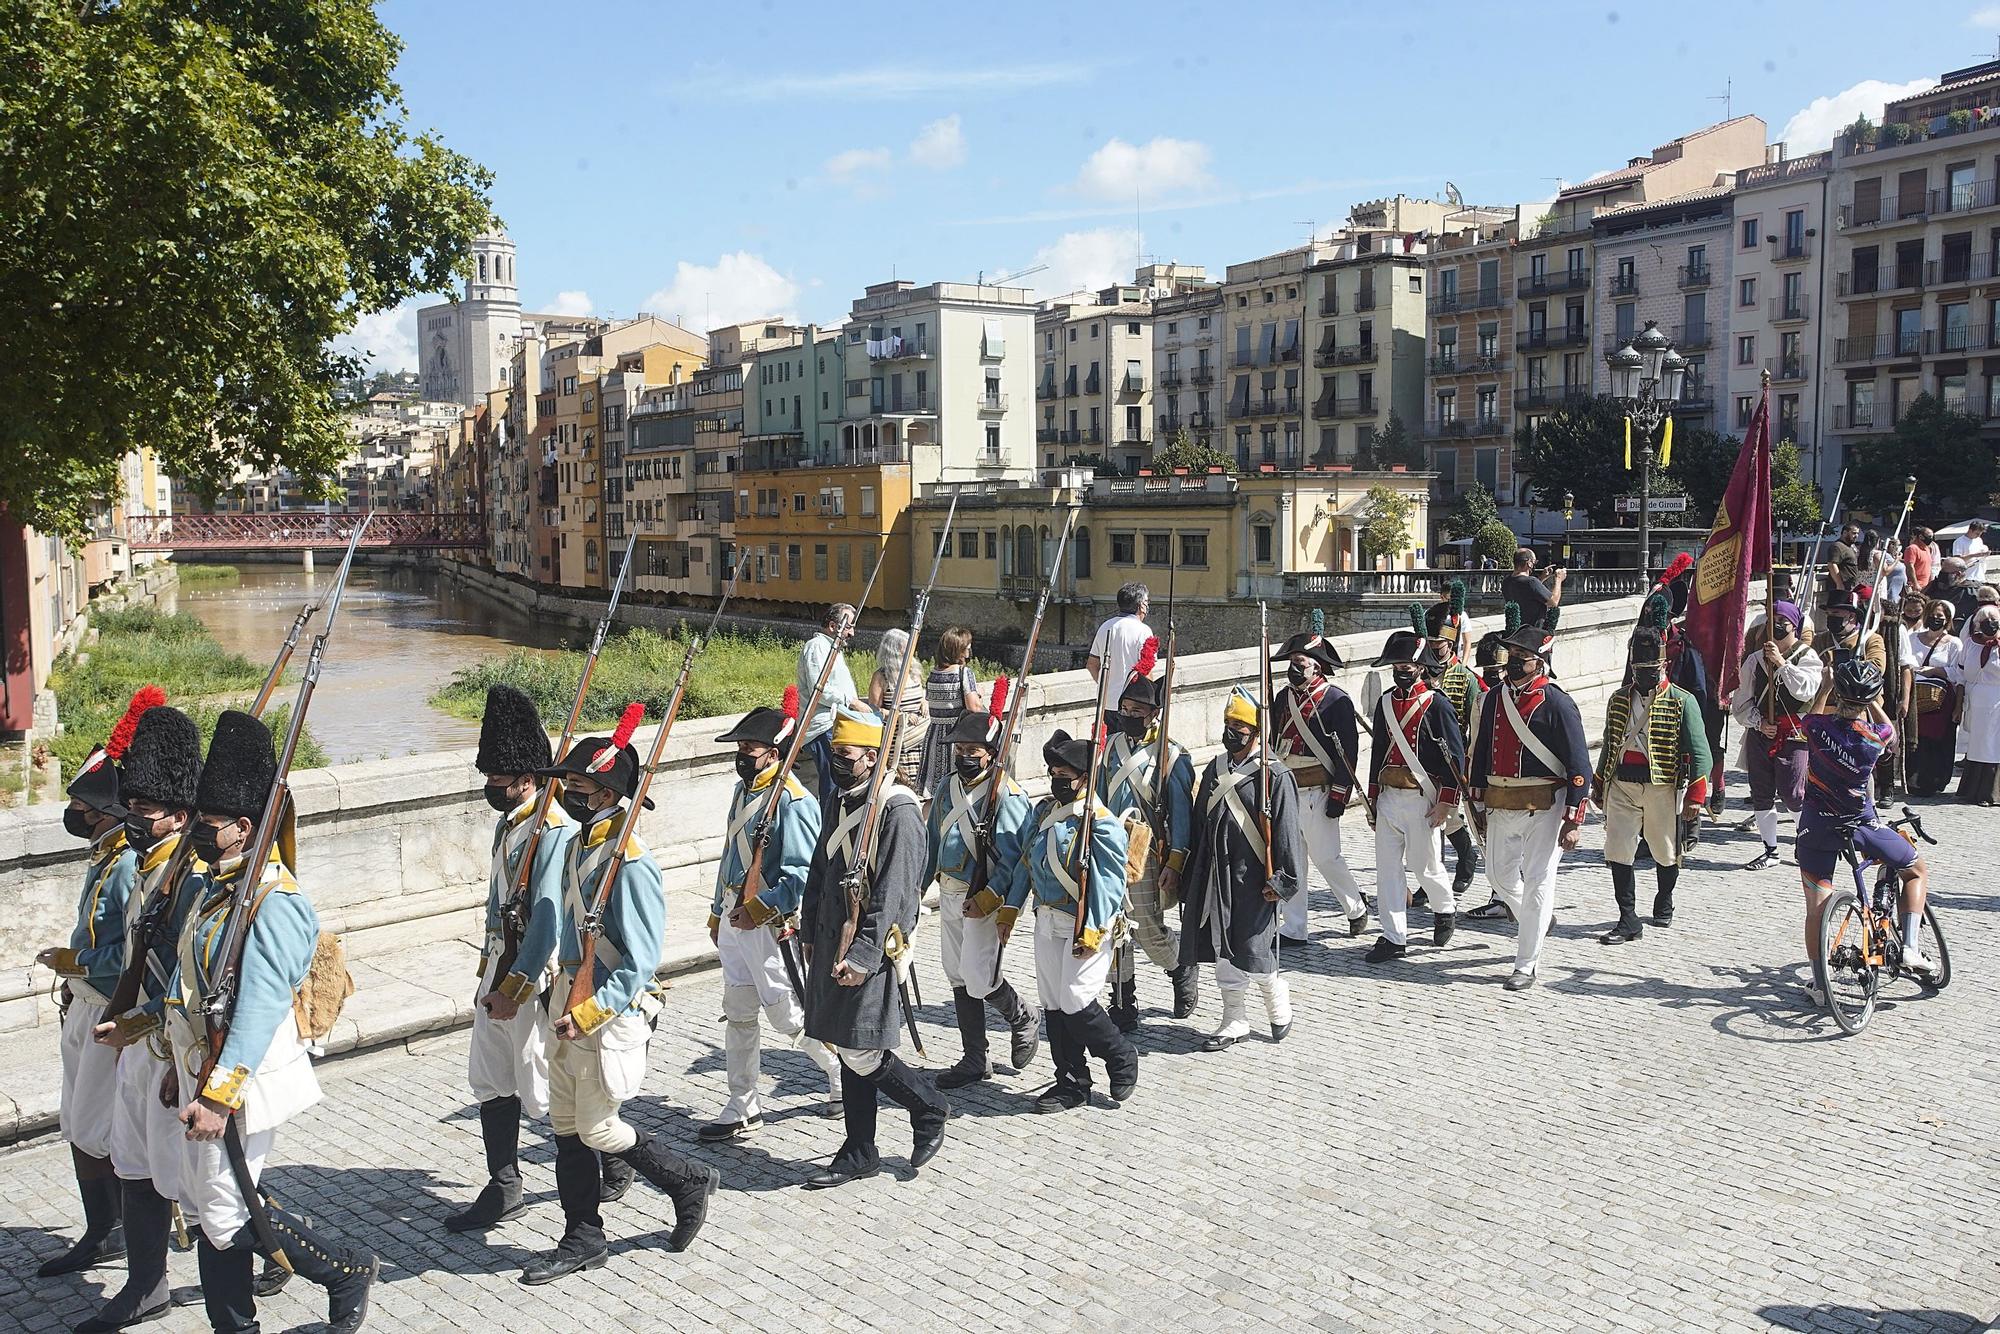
[1918,904,1951,990]
[1815,886,1877,1034]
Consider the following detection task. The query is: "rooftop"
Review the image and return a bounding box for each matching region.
[1560,115,1765,196]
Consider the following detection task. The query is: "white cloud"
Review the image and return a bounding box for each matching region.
[331,298,420,373]
[1068,136,1214,202]
[1971,5,2000,29]
[685,62,1087,101]
[1008,228,1141,298]
[549,289,594,317]
[1780,77,1938,151]
[909,114,965,169]
[822,146,893,187]
[642,252,799,332]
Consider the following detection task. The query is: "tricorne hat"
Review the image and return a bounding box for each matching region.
[948,676,1010,748]
[718,685,801,750]
[68,685,164,815]
[1042,727,1091,773]
[537,703,654,808]
[1373,629,1441,670]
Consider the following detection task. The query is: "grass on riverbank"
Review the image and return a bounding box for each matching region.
[49,605,325,782]
[430,626,1011,733]
[174,563,241,586]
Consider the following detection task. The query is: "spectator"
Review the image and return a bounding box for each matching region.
[1953,519,1990,583]
[795,602,860,802]
[917,626,983,797]
[1086,581,1152,685]
[1925,558,1983,629]
[1826,523,1861,593]
[1903,525,1936,595]
[1501,547,1563,628]
[867,627,928,791]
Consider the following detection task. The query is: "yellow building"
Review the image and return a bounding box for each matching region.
[731,463,915,615]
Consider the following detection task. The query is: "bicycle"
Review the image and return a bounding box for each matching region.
[1813,810,1951,1035]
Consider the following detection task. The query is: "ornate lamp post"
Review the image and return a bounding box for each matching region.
[1561,488,1575,565]
[1605,321,1688,578]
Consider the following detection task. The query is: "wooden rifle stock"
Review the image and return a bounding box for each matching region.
[1067,651,1116,946]
[1256,601,1275,886]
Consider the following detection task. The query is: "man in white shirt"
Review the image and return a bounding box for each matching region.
[1952,520,1990,584]
[1086,583,1152,687]
[795,603,860,802]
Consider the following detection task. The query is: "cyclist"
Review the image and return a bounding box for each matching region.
[1797,658,1936,1007]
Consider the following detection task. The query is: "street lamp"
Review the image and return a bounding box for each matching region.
[1605,320,1687,578]
[1561,488,1575,565]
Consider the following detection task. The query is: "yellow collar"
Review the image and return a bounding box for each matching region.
[92,827,129,857]
[584,815,623,849]
[139,833,183,874]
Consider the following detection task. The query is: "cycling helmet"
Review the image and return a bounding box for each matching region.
[1832,657,1883,704]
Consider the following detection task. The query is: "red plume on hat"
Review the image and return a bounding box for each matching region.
[988,675,1010,721]
[106,685,166,761]
[1129,636,1158,684]
[776,684,800,743]
[590,702,645,772]
[1655,552,1693,588]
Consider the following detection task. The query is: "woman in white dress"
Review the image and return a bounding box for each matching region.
[1905,599,1964,796]
[1956,605,2000,806]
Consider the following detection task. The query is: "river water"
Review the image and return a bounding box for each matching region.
[163,563,562,764]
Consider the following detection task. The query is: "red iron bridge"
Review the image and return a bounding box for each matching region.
[126,512,486,553]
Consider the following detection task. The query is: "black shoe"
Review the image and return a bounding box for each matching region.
[1365,937,1407,964]
[324,1255,377,1334]
[1744,845,1782,870]
[598,1150,635,1203]
[1201,1031,1246,1052]
[444,1172,525,1232]
[933,1056,991,1091]
[521,1237,607,1285]
[1279,932,1310,948]
[74,1293,170,1331]
[254,1256,291,1297]
[1411,887,1429,911]
[1033,1082,1089,1114]
[1346,913,1368,937]
[696,1115,763,1143]
[1170,965,1200,1019]
[39,1169,124,1278]
[1110,1004,1139,1034]
[1503,970,1536,992]
[1599,917,1644,945]
[871,1052,948,1171]
[803,1156,881,1190]
[943,987,991,1085]
[992,982,1040,1071]
[1271,1019,1293,1043]
[667,1165,719,1251]
[1451,872,1475,897]
[1433,912,1456,948]
[78,1179,172,1332]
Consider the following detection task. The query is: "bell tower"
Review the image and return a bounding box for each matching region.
[468,231,518,305]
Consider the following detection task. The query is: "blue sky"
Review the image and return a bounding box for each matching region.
[339,0,2000,370]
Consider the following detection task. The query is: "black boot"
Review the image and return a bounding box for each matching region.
[1073,1001,1138,1103]
[805,1070,881,1189]
[614,1133,718,1252]
[446,1096,525,1232]
[38,1149,125,1277]
[521,1135,607,1284]
[1599,863,1644,943]
[1448,827,1477,893]
[1109,965,1139,1033]
[1433,912,1457,948]
[1651,865,1679,927]
[1034,1012,1090,1113]
[935,988,992,1090]
[263,1205,376,1333]
[598,1150,635,1203]
[1169,964,1199,1019]
[195,1229,257,1334]
[989,979,1039,1071]
[871,1052,949,1170]
[75,1178,172,1331]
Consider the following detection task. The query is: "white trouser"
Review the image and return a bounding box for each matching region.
[1296,790,1366,931]
[109,1045,184,1200]
[549,1010,652,1152]
[1033,906,1114,1015]
[1212,958,1290,1033]
[466,959,553,1117]
[1485,803,1566,975]
[721,982,839,1122]
[180,1123,275,1240]
[59,998,118,1158]
[1375,787,1452,946]
[836,1046,884,1077]
[1603,779,1683,867]
[937,883,1004,1000]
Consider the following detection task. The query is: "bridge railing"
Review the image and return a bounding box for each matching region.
[127,511,486,550]
[1282,567,1650,602]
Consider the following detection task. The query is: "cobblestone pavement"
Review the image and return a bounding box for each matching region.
[1,789,1996,1333]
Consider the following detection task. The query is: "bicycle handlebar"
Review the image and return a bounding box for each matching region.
[1888,811,1937,845]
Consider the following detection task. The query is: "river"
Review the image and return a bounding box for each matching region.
[163,562,561,764]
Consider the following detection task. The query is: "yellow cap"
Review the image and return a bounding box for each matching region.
[829,704,885,748]
[1224,686,1259,728]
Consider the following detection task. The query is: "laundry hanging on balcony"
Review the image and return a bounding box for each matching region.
[866,334,903,359]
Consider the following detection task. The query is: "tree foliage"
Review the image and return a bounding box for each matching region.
[1849,393,1998,528]
[1473,520,1518,565]
[1358,485,1414,567]
[1772,441,1821,533]
[1150,427,1236,475]
[1512,396,1630,522]
[1368,412,1427,471]
[1,0,496,534]
[1662,421,1738,524]
[1441,483,1499,541]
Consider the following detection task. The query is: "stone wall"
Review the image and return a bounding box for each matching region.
[0,589,1661,1033]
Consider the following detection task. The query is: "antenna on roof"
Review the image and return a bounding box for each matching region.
[1444,182,1463,208]
[1709,77,1732,121]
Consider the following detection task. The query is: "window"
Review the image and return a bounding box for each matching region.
[812,544,828,581]
[1179,532,1208,567]
[1252,524,1273,564]
[1735,395,1753,429]
[1740,218,1759,249]
[1739,277,1756,307]
[1409,274,1421,292]
[1072,528,1091,578]
[958,530,978,558]
[1139,532,1170,567]
[1110,532,1136,564]
[1737,335,1755,365]
[787,545,801,581]
[837,543,852,583]
[984,530,997,560]
[1988,375,2000,421]
[791,492,806,513]
[1475,448,1499,493]
[985,424,1001,458]
[1090,323,1099,338]
[1127,321,1140,335]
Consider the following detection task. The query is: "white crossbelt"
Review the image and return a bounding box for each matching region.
[491,811,540,906]
[827,797,872,870]
[1205,760,1268,861]
[1283,689,1340,780]
[1500,685,1566,779]
[1037,801,1088,903]
[1103,735,1156,817]
[564,833,625,971]
[725,788,762,880]
[1384,691,1439,804]
[941,776,984,857]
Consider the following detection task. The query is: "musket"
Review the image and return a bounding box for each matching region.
[566,565,737,1018]
[1152,552,1178,844]
[981,506,1079,990]
[834,494,960,1055]
[1858,475,1918,647]
[192,511,374,1273]
[489,531,638,991]
[1067,638,1118,950]
[1798,465,1849,631]
[1257,601,1278,958]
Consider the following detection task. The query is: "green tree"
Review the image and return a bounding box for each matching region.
[1150,427,1236,474]
[1369,412,1427,471]
[1513,395,1630,523]
[1473,520,1518,566]
[1663,422,1739,523]
[1,0,495,535]
[1849,392,1998,527]
[1772,440,1821,533]
[1358,485,1414,567]
[1441,483,1499,541]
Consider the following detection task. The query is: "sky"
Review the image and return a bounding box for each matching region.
[336,0,2000,372]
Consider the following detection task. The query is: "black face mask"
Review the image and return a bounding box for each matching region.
[560,790,603,826]
[1222,726,1255,755]
[123,813,169,854]
[1391,668,1419,694]
[954,753,988,783]
[1105,710,1147,738]
[829,752,866,790]
[63,807,97,840]
[1829,618,1857,643]
[190,822,227,864]
[1928,615,1951,631]
[1287,664,1315,689]
[734,754,769,786]
[1504,659,1532,683]
[1050,775,1081,805]
[484,785,518,814]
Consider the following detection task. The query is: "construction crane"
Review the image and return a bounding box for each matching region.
[971,262,1048,293]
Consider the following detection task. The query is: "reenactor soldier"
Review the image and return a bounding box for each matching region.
[1424,585,1487,899]
[927,681,1040,1091]
[800,705,949,1190]
[1365,630,1467,961]
[164,709,378,1332]
[1268,614,1369,942]
[82,702,206,1331]
[701,688,843,1140]
[1180,687,1307,1049]
[446,685,593,1233]
[1596,621,1712,944]
[1000,729,1137,1113]
[36,687,153,1280]
[1096,641,1199,1026]
[1467,616,1592,992]
[523,709,717,1283]
[1730,601,1823,870]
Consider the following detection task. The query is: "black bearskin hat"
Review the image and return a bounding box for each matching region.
[1042,728,1092,774]
[477,685,552,776]
[119,706,203,810]
[196,710,277,822]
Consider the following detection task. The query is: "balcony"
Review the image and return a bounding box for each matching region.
[867,336,931,362]
[1423,416,1505,441]
[1313,341,1340,368]
[1430,351,1505,376]
[1084,372,1102,395]
[1428,352,1461,375]
[1931,176,2000,218]
[1517,268,1591,297]
[1515,326,1589,352]
[1927,325,1995,356]
[1062,374,1079,398]
[1232,396,1300,419]
[870,391,934,415]
[1190,367,1214,385]
[1187,411,1213,428]
[978,392,1008,413]
[1157,414,1182,434]
[1837,261,1925,297]
[1160,370,1184,389]
[1671,379,1714,412]
[1677,263,1712,289]
[1768,356,1810,385]
[1514,386,1591,412]
[1318,294,1340,316]
[1119,427,1153,446]
[1835,332,1925,363]
[1769,236,1812,264]
[1355,289,1377,311]
[1277,344,1300,363]
[1119,372,1146,395]
[1037,427,1060,444]
[1770,295,1811,324]
[1309,395,1377,420]
[1610,272,1639,296]
[1832,404,1875,431]
[1925,251,2000,288]
[1677,321,1712,351]
[1037,380,1058,400]
[1427,286,1502,314]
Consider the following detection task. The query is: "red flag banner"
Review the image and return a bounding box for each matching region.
[1684,384,1773,701]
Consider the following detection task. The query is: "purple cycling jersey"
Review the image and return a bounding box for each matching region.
[1799,714,1893,832]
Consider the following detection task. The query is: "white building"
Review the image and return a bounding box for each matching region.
[416,230,579,406]
[1725,149,1831,469]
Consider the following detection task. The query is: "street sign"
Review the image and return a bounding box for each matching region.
[1614,495,1689,514]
